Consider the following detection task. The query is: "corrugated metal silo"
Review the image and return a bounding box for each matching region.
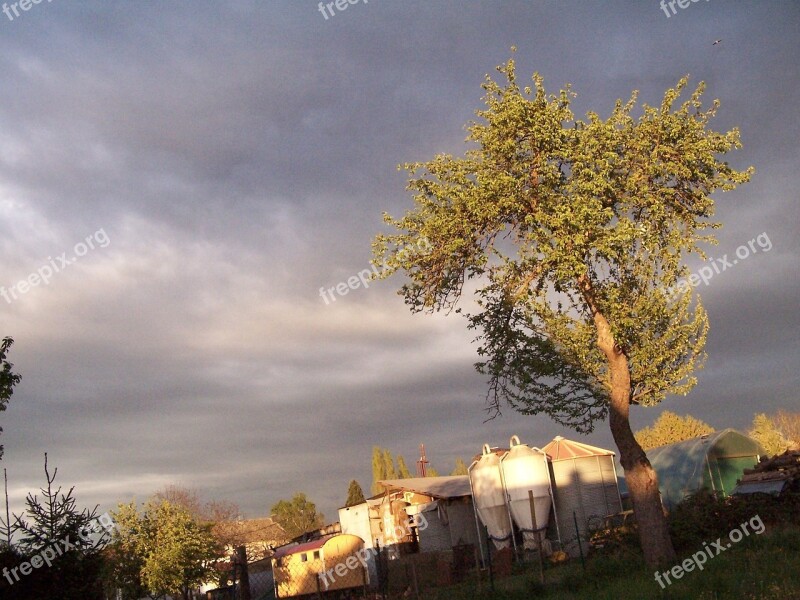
[541,436,622,555]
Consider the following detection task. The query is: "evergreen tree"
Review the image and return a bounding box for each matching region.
[7,454,107,599]
[344,480,366,507]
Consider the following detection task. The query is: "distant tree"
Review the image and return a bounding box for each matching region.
[153,485,241,555]
[450,458,469,476]
[426,467,440,477]
[371,447,387,495]
[344,480,366,507]
[383,449,398,480]
[396,455,413,478]
[270,493,324,540]
[772,410,800,450]
[0,337,21,461]
[371,58,751,566]
[634,411,714,450]
[109,499,218,600]
[749,413,790,457]
[8,454,107,599]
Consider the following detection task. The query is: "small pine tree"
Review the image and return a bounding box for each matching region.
[344,480,366,507]
[11,454,107,599]
[383,449,398,480]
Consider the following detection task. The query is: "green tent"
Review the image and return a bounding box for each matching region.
[645,429,765,508]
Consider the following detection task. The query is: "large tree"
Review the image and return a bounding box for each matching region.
[748,413,789,457]
[109,499,219,600]
[270,493,324,540]
[772,410,800,450]
[634,411,714,450]
[0,337,21,461]
[372,56,751,566]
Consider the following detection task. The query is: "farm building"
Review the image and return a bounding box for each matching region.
[644,429,764,507]
[339,496,383,549]
[541,436,623,555]
[376,476,486,555]
[271,533,368,598]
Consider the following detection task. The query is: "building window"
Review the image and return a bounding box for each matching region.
[313,551,320,560]
[300,553,308,562]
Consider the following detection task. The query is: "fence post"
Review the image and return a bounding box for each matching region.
[528,490,545,584]
[484,525,494,592]
[230,554,237,600]
[236,546,251,600]
[573,510,585,571]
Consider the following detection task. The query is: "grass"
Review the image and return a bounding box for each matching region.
[422,527,800,600]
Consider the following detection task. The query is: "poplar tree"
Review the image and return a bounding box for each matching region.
[372,56,751,566]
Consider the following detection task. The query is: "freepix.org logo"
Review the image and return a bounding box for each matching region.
[2,512,115,586]
[0,228,110,305]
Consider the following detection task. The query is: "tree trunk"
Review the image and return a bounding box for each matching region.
[584,286,677,568]
[607,357,677,567]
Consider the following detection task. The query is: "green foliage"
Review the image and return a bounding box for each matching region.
[450,458,469,476]
[4,454,106,599]
[0,337,21,461]
[772,410,800,449]
[270,492,324,540]
[371,446,387,494]
[109,499,219,600]
[344,480,366,507]
[634,410,714,450]
[373,56,751,432]
[749,413,791,457]
[383,448,398,480]
[372,447,415,493]
[397,455,413,478]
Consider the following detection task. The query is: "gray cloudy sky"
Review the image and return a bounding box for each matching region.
[0,0,798,522]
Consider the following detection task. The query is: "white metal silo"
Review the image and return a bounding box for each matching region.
[500,435,557,551]
[468,444,514,551]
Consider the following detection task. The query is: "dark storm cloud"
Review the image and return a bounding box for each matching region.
[0,0,797,520]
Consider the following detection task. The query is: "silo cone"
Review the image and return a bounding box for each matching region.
[501,435,553,552]
[469,444,513,550]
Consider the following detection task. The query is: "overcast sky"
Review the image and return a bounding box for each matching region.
[0,0,797,523]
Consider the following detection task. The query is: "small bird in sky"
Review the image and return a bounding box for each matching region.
[712,39,722,46]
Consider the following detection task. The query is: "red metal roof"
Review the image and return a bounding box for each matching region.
[541,436,616,461]
[272,535,332,559]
